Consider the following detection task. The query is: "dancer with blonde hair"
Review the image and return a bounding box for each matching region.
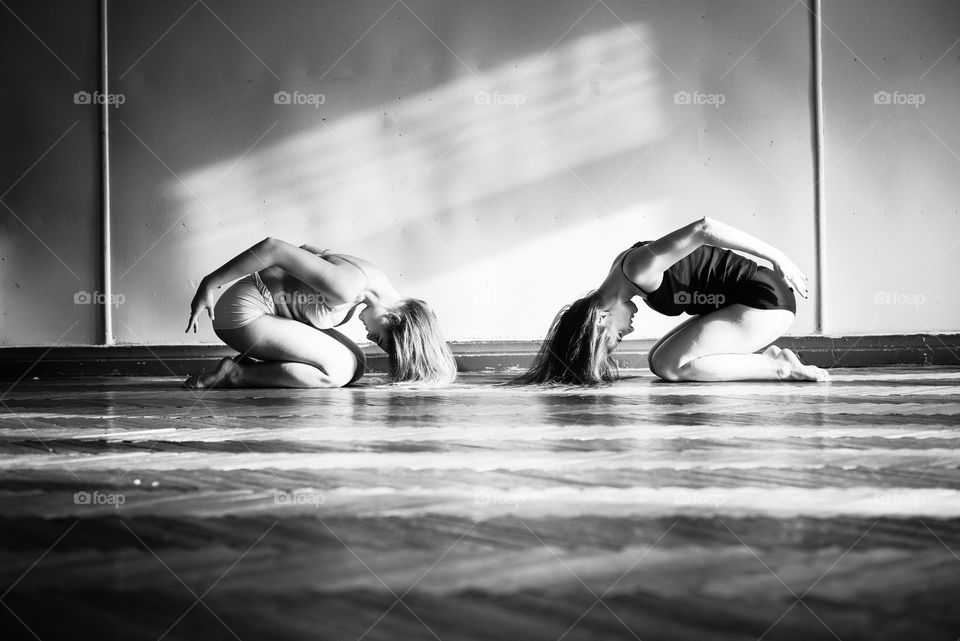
[184,238,456,388]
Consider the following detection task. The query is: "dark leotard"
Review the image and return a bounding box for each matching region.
[622,241,796,316]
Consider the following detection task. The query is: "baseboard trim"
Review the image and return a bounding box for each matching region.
[0,334,957,379]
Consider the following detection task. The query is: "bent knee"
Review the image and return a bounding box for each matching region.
[316,356,358,388]
[648,350,682,382]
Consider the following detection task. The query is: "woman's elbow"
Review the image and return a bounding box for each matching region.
[254,237,280,264]
[694,216,712,242]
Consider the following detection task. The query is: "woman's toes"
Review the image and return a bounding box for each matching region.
[806,365,830,382]
[774,349,830,382]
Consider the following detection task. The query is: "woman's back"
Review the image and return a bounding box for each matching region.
[621,241,758,316]
[258,251,370,329]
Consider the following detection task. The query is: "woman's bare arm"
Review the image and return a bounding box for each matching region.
[700,217,785,267]
[270,239,366,302]
[623,217,808,298]
[187,238,277,332]
[202,238,277,289]
[186,238,363,333]
[623,218,708,291]
[700,217,808,298]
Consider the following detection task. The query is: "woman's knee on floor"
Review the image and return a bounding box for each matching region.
[648,348,682,382]
[282,362,352,388]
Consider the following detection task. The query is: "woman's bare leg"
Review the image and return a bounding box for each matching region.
[185,315,359,389]
[185,356,340,389]
[648,304,829,382]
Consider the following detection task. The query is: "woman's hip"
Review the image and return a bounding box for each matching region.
[212,274,276,331]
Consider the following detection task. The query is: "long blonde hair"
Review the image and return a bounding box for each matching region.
[384,299,457,385]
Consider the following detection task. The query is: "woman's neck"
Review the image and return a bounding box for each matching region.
[597,281,628,308]
[364,282,402,307]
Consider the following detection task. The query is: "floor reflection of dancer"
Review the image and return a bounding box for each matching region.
[184,239,456,388]
[515,217,829,384]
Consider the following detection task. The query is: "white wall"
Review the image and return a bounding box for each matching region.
[822,0,960,334]
[2,0,957,346]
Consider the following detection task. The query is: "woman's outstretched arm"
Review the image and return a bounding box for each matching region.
[203,237,277,289]
[700,217,808,298]
[186,238,364,333]
[623,218,708,292]
[624,217,809,299]
[187,237,277,332]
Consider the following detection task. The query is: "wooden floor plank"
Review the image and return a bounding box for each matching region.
[0,367,958,640]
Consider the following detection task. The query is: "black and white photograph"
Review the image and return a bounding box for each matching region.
[1,0,959,639]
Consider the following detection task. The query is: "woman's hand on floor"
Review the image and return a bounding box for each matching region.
[186,277,217,333]
[772,254,808,299]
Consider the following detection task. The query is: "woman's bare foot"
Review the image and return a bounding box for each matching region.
[762,344,783,358]
[772,348,829,382]
[183,357,241,389]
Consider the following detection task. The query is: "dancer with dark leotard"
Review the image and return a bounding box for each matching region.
[514,217,829,384]
[183,238,456,388]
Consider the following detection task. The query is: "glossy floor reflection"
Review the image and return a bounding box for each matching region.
[0,368,959,640]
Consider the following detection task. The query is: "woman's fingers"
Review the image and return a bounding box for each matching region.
[186,308,201,332]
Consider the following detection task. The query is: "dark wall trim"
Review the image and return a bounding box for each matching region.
[0,334,957,379]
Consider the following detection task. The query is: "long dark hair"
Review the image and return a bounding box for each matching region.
[511,291,617,385]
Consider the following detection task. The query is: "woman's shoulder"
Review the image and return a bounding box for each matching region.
[620,241,672,295]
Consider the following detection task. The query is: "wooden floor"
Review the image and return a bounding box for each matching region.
[0,367,959,640]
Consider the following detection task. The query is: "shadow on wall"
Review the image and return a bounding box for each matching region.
[166,22,667,274]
